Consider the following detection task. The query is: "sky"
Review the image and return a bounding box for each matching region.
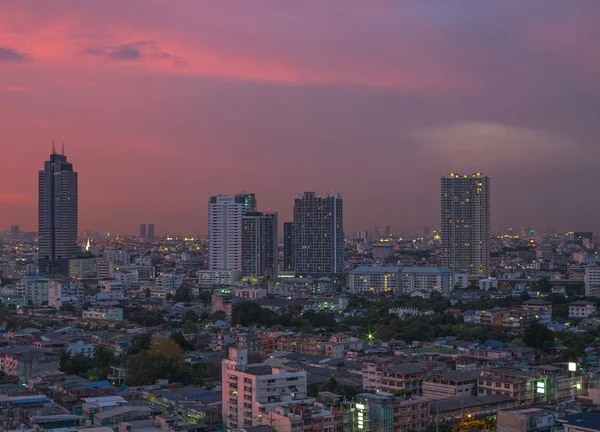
[1,0,600,235]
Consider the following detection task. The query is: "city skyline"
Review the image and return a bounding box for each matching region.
[2,1,600,234]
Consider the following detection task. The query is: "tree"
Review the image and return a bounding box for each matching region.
[523,322,554,351]
[128,333,153,355]
[173,286,193,302]
[170,332,193,351]
[149,338,185,362]
[208,310,227,322]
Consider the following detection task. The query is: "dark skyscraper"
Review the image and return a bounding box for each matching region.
[441,173,490,280]
[140,223,147,239]
[38,147,78,275]
[241,212,278,280]
[374,226,381,240]
[293,191,343,275]
[147,223,155,241]
[283,222,294,271]
[384,225,391,238]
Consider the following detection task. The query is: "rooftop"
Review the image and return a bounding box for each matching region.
[352,266,400,274]
[402,267,453,274]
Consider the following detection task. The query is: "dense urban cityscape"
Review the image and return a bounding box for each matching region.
[0,148,599,432]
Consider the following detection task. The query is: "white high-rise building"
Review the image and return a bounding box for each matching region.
[441,173,490,280]
[208,193,256,271]
[400,267,454,293]
[585,266,600,297]
[221,348,309,430]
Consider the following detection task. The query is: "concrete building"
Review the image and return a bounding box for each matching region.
[147,223,155,241]
[38,148,79,275]
[400,267,453,294]
[82,308,123,321]
[559,412,600,432]
[569,300,596,319]
[441,173,490,280]
[349,266,399,293]
[69,258,97,278]
[96,257,114,278]
[0,345,60,382]
[362,362,426,395]
[16,275,48,305]
[293,191,344,276]
[241,212,278,281]
[584,265,600,297]
[221,348,309,430]
[353,392,430,432]
[497,408,556,432]
[140,223,147,240]
[209,192,257,271]
[283,222,294,272]
[197,269,240,286]
[67,340,96,357]
[423,371,478,400]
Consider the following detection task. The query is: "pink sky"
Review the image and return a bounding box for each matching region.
[1,1,600,235]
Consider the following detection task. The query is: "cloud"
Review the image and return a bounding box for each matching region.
[0,46,29,62]
[86,41,180,63]
[7,86,27,92]
[412,121,577,166]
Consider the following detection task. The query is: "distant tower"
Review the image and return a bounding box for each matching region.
[147,224,155,241]
[441,173,490,280]
[241,212,278,280]
[384,225,391,238]
[140,224,147,239]
[38,147,78,275]
[293,191,344,275]
[374,226,381,240]
[208,192,257,271]
[283,222,294,271]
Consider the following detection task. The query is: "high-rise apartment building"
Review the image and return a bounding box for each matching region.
[293,191,344,275]
[283,222,294,271]
[147,224,155,241]
[209,192,257,271]
[38,148,78,275]
[139,224,147,239]
[441,173,490,280]
[241,212,278,280]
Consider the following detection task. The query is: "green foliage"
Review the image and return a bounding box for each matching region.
[523,322,554,351]
[173,286,193,302]
[124,307,165,327]
[170,332,194,351]
[128,333,153,355]
[59,346,115,381]
[208,310,227,322]
[307,376,360,399]
[303,310,336,329]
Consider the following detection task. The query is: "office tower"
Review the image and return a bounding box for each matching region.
[140,224,147,239]
[384,225,391,238]
[241,212,278,280]
[147,224,155,241]
[283,222,294,271]
[423,227,430,238]
[293,191,343,275]
[208,192,257,271]
[38,147,78,275]
[441,173,490,280]
[373,226,381,240]
[10,225,19,244]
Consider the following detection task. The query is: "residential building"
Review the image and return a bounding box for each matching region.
[559,412,600,432]
[67,340,96,357]
[267,276,333,298]
[140,223,147,239]
[325,333,364,358]
[283,222,294,272]
[96,257,114,278]
[221,348,309,430]
[16,275,49,305]
[441,173,490,280]
[400,267,454,294]
[348,266,399,293]
[209,192,257,271]
[147,223,155,241]
[69,258,97,278]
[423,371,478,400]
[197,269,240,286]
[497,408,556,432]
[354,392,430,432]
[0,345,60,381]
[584,265,600,297]
[569,300,596,319]
[241,212,278,280]
[293,191,344,276]
[82,308,123,321]
[38,148,79,275]
[362,362,426,395]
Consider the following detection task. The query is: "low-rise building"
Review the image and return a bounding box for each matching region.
[0,345,60,382]
[584,265,600,297]
[348,266,399,294]
[353,392,430,432]
[568,300,596,319]
[82,308,123,321]
[497,408,556,432]
[400,267,453,294]
[423,371,478,400]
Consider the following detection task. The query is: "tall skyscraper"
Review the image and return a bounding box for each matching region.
[147,224,155,241]
[293,191,344,275]
[283,222,294,271]
[373,226,381,240]
[140,224,147,239]
[241,212,278,280]
[384,225,391,238]
[38,147,78,275]
[441,173,490,280]
[208,192,257,271]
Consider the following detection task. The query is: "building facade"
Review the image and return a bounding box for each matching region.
[283,222,294,272]
[38,149,79,275]
[293,192,344,276]
[441,173,490,280]
[400,267,454,294]
[348,266,399,293]
[241,212,278,280]
[585,266,600,297]
[209,193,257,271]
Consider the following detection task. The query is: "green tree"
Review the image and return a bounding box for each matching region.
[173,286,193,302]
[128,333,153,355]
[170,332,193,351]
[523,322,554,351]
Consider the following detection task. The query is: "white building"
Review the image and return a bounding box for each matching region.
[96,257,114,279]
[208,193,256,271]
[98,281,125,299]
[479,278,498,291]
[569,300,596,319]
[197,269,240,286]
[82,308,123,321]
[400,267,454,294]
[348,266,399,293]
[585,266,600,297]
[48,279,84,307]
[113,270,139,291]
[16,276,49,305]
[222,348,309,430]
[154,273,184,296]
[67,340,95,357]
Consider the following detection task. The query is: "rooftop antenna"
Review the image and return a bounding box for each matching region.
[52,139,56,154]
[61,142,65,155]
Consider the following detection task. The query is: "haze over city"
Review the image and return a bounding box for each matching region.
[2,0,600,234]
